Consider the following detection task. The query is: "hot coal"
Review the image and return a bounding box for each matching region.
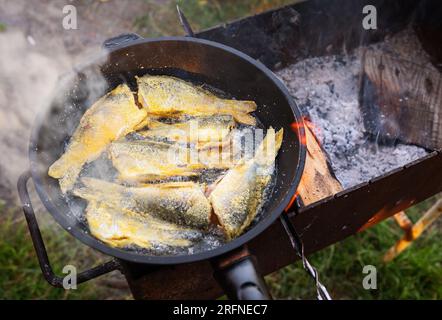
[276,33,429,189]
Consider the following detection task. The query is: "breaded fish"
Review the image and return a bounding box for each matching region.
[109,140,239,182]
[137,75,257,125]
[74,178,212,228]
[85,201,201,249]
[138,115,235,149]
[48,84,147,193]
[209,128,283,240]
[109,140,199,182]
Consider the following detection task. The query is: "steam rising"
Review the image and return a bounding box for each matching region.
[0,31,70,201]
[0,23,108,204]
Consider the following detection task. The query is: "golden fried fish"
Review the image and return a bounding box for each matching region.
[109,140,239,182]
[109,140,199,182]
[85,201,200,249]
[138,115,235,149]
[74,178,212,229]
[48,84,147,193]
[137,75,257,125]
[209,128,283,240]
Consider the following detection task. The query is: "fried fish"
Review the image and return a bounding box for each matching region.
[48,84,147,193]
[109,139,239,182]
[138,115,235,149]
[85,201,201,249]
[209,128,283,240]
[74,178,212,229]
[109,140,199,182]
[137,75,257,125]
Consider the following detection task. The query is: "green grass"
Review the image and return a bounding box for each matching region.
[134,0,297,37]
[0,23,6,32]
[0,203,127,299]
[267,198,442,299]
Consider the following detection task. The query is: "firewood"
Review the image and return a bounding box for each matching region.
[296,124,343,206]
[384,197,442,262]
[360,48,442,150]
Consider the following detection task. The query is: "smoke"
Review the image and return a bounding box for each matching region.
[0,29,107,205]
[0,30,71,202]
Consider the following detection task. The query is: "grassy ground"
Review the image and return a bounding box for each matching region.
[134,0,297,37]
[0,202,129,299]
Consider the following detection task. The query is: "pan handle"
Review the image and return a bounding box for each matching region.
[212,246,271,300]
[102,33,143,50]
[17,170,121,288]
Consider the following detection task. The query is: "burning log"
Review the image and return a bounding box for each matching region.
[295,122,343,206]
[360,48,442,150]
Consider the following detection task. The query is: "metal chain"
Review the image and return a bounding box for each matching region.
[280,213,332,300]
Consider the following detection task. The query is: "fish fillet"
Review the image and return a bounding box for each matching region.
[138,115,235,149]
[109,140,199,182]
[48,84,147,193]
[137,75,257,125]
[209,128,283,240]
[74,178,212,229]
[85,201,201,249]
[109,140,239,182]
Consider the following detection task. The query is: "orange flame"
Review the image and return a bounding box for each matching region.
[285,117,309,212]
[303,116,321,138]
[285,189,300,212]
[290,116,321,145]
[290,120,307,146]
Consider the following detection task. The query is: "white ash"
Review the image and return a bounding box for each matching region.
[277,52,428,189]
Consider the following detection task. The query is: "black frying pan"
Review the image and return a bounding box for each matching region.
[18,34,306,299]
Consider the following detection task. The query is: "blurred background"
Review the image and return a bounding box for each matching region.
[0,0,440,299]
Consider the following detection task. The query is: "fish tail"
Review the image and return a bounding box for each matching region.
[50,161,82,193]
[48,161,63,179]
[226,100,257,113]
[222,100,257,125]
[48,153,76,179]
[231,112,257,126]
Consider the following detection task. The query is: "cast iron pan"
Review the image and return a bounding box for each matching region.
[18,34,306,299]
